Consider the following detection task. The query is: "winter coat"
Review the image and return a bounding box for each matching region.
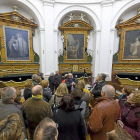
[119,104,140,140]
[53,108,86,140]
[23,88,32,101]
[119,94,127,109]
[43,87,52,102]
[32,80,40,86]
[49,76,56,94]
[65,78,78,93]
[23,97,52,139]
[0,101,27,138]
[91,80,106,99]
[87,97,120,140]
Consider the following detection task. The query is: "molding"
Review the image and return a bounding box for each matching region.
[39,28,45,32]
[43,0,55,6]
[92,29,101,35]
[101,0,114,7]
[110,28,116,31]
[53,29,58,32]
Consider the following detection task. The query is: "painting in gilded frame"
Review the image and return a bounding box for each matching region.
[3,26,30,61]
[66,33,84,60]
[123,29,140,60]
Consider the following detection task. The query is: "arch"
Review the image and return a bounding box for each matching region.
[54,5,101,30]
[17,0,44,28]
[111,0,140,28]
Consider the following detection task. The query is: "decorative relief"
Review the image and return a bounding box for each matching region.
[11,15,21,21]
[14,67,25,72]
[27,67,38,71]
[0,68,12,73]
[73,65,78,72]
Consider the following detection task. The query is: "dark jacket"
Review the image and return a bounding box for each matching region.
[53,108,86,140]
[32,80,40,86]
[65,78,78,93]
[119,94,127,109]
[23,97,53,139]
[54,74,61,89]
[91,80,106,98]
[49,76,56,94]
[43,87,52,102]
[87,97,120,140]
[23,88,32,101]
[0,101,27,138]
[119,104,140,140]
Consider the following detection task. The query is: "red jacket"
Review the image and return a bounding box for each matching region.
[120,104,140,140]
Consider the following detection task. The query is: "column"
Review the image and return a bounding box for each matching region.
[39,28,46,74]
[43,0,55,78]
[99,0,114,78]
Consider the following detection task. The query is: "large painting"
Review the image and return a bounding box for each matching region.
[67,33,84,60]
[4,26,30,61]
[123,29,140,60]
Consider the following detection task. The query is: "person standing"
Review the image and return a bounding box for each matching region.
[23,85,52,139]
[87,85,120,140]
[54,70,61,90]
[91,73,106,99]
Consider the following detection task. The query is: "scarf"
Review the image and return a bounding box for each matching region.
[32,95,43,99]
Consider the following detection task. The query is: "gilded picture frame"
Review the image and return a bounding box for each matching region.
[63,30,87,63]
[0,24,34,63]
[118,26,140,63]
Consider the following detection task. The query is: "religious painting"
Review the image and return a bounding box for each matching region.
[66,33,84,60]
[3,26,30,61]
[123,29,140,60]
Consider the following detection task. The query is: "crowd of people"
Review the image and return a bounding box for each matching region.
[0,72,140,140]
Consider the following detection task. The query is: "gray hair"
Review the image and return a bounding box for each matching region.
[102,85,115,98]
[1,87,16,102]
[32,85,42,96]
[32,74,38,81]
[50,72,54,76]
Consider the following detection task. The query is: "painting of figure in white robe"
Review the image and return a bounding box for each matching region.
[123,30,140,60]
[4,26,29,60]
[67,34,84,60]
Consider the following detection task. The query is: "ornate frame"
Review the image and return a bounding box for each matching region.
[59,20,93,63]
[116,13,140,63]
[0,9,37,64]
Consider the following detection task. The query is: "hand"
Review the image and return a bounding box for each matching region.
[117,120,124,128]
[116,99,119,102]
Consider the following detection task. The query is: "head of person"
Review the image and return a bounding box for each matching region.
[39,72,44,78]
[32,85,43,96]
[55,71,59,75]
[59,94,75,111]
[36,76,42,83]
[0,113,23,140]
[127,90,140,106]
[107,126,134,140]
[50,72,54,77]
[98,73,106,81]
[32,74,38,81]
[101,85,115,98]
[34,117,58,140]
[68,73,73,79]
[71,87,83,100]
[40,80,49,88]
[14,89,22,103]
[76,81,85,92]
[55,83,68,96]
[1,87,17,103]
[121,86,134,95]
[25,80,33,88]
